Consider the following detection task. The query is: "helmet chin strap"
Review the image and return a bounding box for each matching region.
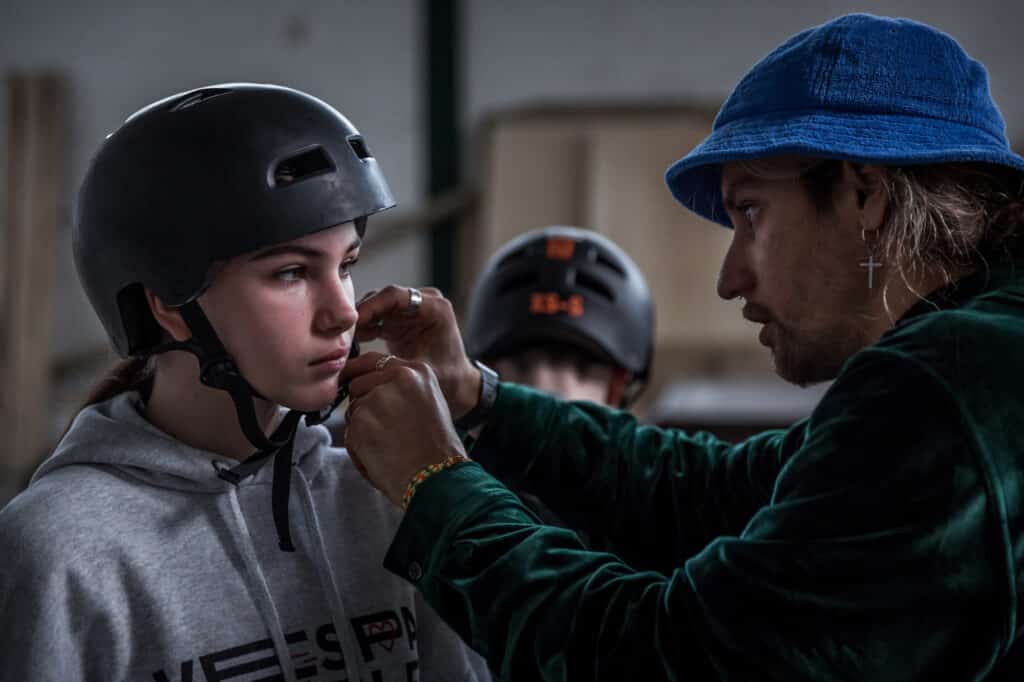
[152,300,351,551]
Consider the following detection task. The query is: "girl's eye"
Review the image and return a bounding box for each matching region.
[275,266,306,282]
[340,257,359,278]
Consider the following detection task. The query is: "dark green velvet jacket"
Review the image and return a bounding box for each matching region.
[383,260,1024,681]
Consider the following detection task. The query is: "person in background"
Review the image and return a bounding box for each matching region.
[462,226,654,536]
[464,226,654,410]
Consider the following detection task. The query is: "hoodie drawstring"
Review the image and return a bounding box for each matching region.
[295,467,372,682]
[225,487,300,682]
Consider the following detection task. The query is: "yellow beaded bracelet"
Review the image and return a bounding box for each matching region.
[401,454,468,510]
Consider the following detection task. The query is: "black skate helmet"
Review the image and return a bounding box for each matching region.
[465,226,654,404]
[74,83,395,550]
[76,82,393,357]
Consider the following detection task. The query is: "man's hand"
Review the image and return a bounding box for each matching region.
[342,351,468,507]
[344,285,481,420]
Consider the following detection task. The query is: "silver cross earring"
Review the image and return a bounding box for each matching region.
[859,228,883,290]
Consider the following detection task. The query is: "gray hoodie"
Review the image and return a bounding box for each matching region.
[0,393,491,681]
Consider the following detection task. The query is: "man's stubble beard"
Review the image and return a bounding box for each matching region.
[770,320,865,387]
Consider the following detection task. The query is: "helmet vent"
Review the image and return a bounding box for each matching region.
[271,147,336,187]
[167,88,233,112]
[575,270,614,302]
[496,272,534,297]
[347,135,373,159]
[594,252,626,276]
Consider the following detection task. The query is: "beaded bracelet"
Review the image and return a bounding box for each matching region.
[401,454,468,510]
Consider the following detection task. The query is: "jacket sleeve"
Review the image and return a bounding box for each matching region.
[383,349,1008,681]
[470,382,804,569]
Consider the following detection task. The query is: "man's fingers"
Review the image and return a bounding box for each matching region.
[355,285,415,327]
[347,447,370,479]
[342,351,415,399]
[340,352,388,384]
[354,284,450,337]
[356,288,379,304]
[348,369,395,399]
[354,315,421,344]
[354,324,384,343]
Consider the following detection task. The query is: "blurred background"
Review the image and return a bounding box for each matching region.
[2,0,1021,506]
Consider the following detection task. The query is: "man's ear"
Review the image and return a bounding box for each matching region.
[144,288,190,342]
[848,162,889,233]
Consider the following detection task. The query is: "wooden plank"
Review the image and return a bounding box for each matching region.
[583,117,776,415]
[458,103,717,309]
[1,72,66,488]
[584,118,767,350]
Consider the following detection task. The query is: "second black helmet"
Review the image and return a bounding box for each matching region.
[465,226,655,383]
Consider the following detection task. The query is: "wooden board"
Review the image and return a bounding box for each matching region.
[1,72,66,489]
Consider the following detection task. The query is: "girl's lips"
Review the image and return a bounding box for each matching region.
[311,347,349,366]
[310,357,346,375]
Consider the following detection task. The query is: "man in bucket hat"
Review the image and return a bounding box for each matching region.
[340,14,1024,680]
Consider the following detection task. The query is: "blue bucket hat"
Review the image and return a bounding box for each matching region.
[665,13,1024,228]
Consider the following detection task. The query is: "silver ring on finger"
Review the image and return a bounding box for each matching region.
[376,354,396,371]
[405,287,423,316]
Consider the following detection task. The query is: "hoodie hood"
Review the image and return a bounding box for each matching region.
[34,391,331,494]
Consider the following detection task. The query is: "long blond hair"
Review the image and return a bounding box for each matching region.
[737,157,1024,290]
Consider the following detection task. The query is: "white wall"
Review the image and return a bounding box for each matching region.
[465,0,1024,146]
[0,0,426,358]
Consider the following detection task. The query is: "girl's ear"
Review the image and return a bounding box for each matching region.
[144,288,190,342]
